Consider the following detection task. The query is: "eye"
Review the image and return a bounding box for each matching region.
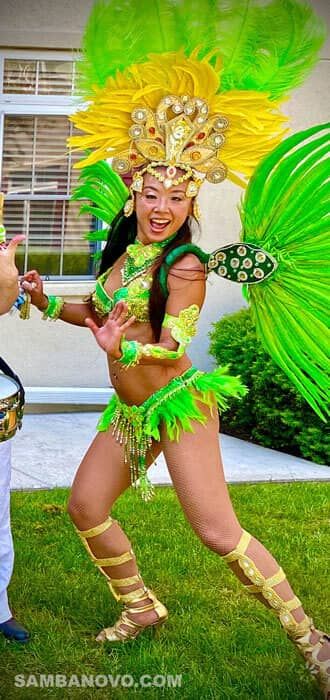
[144,193,157,200]
[171,196,184,202]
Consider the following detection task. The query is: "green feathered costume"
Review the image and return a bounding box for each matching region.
[71,0,328,430]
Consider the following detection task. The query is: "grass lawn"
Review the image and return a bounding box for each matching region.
[1,482,329,700]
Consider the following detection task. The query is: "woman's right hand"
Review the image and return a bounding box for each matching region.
[21,270,48,310]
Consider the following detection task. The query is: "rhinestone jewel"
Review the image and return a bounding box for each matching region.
[214,117,229,130]
[214,134,225,147]
[253,268,264,278]
[132,108,147,122]
[208,167,226,183]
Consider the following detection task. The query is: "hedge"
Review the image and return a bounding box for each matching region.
[209,308,329,465]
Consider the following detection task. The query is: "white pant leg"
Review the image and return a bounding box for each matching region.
[0,440,13,623]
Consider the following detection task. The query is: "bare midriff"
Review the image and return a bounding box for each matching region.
[107,321,191,405]
[103,257,191,405]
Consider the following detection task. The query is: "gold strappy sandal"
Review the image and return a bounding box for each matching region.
[290,620,330,699]
[95,588,168,642]
[223,530,330,697]
[76,516,168,643]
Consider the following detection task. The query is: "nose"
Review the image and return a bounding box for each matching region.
[153,197,170,212]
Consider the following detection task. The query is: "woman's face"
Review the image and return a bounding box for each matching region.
[135,172,192,245]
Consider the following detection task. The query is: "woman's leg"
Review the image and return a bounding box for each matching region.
[68,430,167,639]
[160,405,329,695]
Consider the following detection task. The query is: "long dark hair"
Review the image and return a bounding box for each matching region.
[99,210,193,340]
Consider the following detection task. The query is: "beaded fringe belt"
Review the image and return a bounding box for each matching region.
[97,366,247,502]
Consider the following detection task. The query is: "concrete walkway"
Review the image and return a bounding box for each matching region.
[10,412,329,490]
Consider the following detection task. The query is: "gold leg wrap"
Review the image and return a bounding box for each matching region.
[75,516,168,642]
[223,530,330,697]
[222,530,309,634]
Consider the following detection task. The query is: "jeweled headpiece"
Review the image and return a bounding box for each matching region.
[111,94,229,191]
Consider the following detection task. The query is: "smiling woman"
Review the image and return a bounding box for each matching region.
[18,0,330,696]
[135,172,192,244]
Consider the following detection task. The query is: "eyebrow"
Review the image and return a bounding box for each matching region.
[143,185,186,194]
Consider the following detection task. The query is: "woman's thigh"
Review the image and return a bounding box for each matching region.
[69,429,161,527]
[160,406,242,553]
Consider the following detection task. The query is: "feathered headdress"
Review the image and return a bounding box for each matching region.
[69,0,325,189]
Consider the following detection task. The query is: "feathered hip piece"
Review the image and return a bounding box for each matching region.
[97,366,247,501]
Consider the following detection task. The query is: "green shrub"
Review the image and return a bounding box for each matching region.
[209,308,329,465]
[16,251,94,277]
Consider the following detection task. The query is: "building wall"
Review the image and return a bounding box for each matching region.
[1,0,329,389]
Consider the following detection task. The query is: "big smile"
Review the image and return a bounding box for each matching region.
[150,218,171,232]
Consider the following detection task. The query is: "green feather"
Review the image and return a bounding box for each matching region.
[77,0,325,99]
[219,0,326,98]
[240,123,330,419]
[77,0,181,92]
[71,160,128,241]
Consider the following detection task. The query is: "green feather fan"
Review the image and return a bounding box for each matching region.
[77,0,325,99]
[71,160,128,244]
[240,123,330,420]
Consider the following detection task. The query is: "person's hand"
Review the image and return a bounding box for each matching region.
[0,235,25,286]
[85,301,136,358]
[21,269,48,310]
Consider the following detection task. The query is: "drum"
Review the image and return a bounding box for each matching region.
[0,373,24,441]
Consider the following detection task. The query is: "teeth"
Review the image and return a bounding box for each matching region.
[152,219,169,224]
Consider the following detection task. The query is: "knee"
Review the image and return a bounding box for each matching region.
[197,523,242,557]
[67,494,107,531]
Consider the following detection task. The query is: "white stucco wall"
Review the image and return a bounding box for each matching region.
[1,0,329,387]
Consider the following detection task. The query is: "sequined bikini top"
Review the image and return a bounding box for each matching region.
[91,267,152,322]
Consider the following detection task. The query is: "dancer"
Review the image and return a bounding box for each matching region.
[22,0,329,695]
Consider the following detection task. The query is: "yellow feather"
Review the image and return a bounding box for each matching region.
[70,51,288,175]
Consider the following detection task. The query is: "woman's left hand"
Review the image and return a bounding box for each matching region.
[85,301,136,358]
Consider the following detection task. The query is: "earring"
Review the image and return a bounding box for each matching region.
[124,197,134,217]
[193,199,201,223]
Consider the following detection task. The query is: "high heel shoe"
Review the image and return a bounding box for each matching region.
[75,517,168,643]
[96,589,168,642]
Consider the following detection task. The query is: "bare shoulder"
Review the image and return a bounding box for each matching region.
[171,252,205,270]
[167,252,206,299]
[168,252,205,280]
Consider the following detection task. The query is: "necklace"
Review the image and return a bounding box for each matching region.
[121,238,168,286]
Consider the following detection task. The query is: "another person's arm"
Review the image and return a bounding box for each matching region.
[0,235,25,315]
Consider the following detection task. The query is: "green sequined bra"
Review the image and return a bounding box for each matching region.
[91,267,152,322]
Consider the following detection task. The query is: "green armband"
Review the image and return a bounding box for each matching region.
[118,304,200,366]
[42,295,65,321]
[162,304,200,349]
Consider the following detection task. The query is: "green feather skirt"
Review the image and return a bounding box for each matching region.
[97,367,247,501]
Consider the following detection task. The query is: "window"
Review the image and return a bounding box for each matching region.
[0,51,97,279]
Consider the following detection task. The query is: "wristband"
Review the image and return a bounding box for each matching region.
[118,339,143,367]
[42,295,65,321]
